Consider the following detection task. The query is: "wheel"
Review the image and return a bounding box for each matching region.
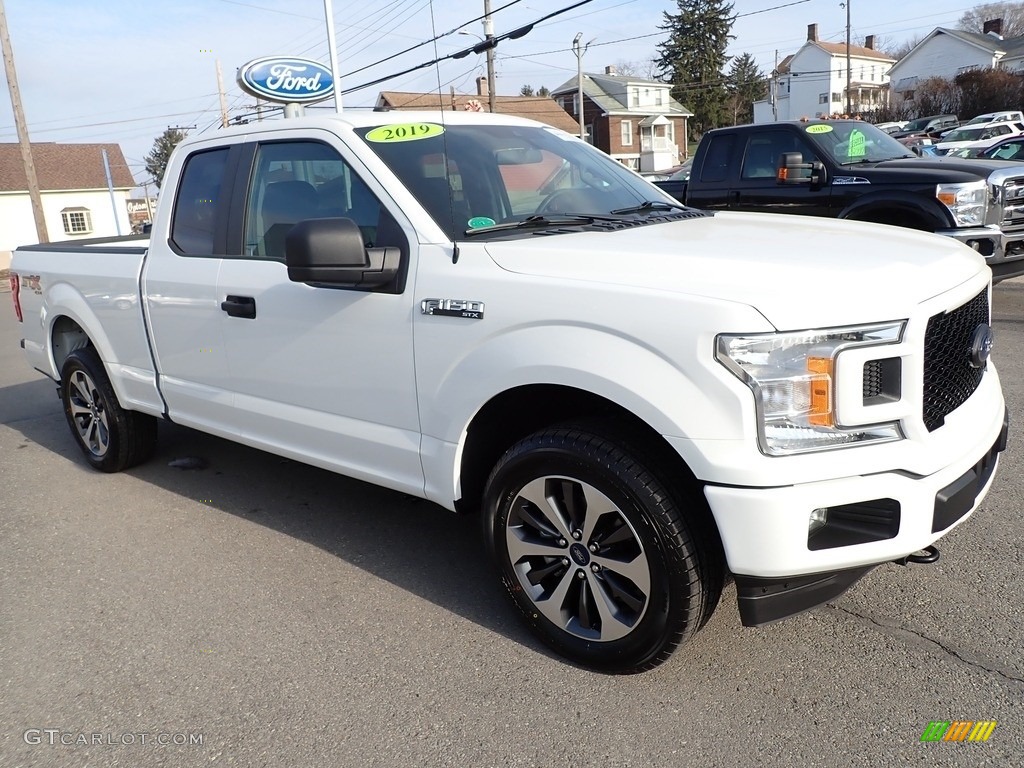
[483,423,721,673]
[60,347,157,472]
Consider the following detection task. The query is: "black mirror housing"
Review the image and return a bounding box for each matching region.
[285,218,399,288]
[778,152,825,187]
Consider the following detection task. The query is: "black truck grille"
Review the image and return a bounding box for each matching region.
[922,290,989,432]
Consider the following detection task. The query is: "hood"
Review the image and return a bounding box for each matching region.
[484,212,986,330]
[868,156,1022,181]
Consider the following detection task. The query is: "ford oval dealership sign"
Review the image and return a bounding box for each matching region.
[237,57,334,104]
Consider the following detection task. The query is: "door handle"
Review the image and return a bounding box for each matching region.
[221,295,256,319]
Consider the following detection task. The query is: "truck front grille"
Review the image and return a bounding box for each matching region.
[922,289,989,432]
[1000,177,1024,229]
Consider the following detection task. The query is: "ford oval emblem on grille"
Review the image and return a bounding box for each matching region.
[969,323,994,368]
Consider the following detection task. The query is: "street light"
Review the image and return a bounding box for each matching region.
[572,32,589,140]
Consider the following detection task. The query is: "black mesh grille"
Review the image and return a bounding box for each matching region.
[922,290,989,432]
[863,360,882,399]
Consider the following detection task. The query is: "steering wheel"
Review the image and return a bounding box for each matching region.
[536,188,589,215]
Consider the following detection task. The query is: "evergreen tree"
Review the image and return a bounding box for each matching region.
[726,52,767,125]
[144,128,186,188]
[537,85,550,97]
[655,0,735,139]
[520,85,535,96]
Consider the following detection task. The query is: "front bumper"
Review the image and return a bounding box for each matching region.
[936,224,1024,282]
[704,409,1008,625]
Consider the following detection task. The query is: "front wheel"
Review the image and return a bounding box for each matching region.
[483,424,720,673]
[60,347,157,472]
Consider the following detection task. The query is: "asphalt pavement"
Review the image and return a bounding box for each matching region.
[1,279,1022,767]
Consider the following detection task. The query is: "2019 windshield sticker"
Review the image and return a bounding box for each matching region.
[806,124,833,134]
[365,123,444,143]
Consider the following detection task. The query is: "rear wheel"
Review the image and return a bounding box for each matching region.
[60,347,157,472]
[483,423,720,673]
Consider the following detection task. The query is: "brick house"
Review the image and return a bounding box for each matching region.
[550,66,691,171]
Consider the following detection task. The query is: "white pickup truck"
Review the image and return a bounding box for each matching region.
[10,111,1008,672]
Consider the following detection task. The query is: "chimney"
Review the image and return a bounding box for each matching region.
[984,18,1003,36]
[865,34,875,50]
[476,76,488,97]
[807,23,818,42]
[605,65,617,75]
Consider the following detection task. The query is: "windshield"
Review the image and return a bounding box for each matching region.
[942,127,988,143]
[903,117,932,131]
[354,121,674,240]
[802,121,915,163]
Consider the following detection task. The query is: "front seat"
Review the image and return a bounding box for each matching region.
[261,180,319,259]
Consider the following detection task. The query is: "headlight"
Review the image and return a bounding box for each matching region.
[937,181,988,226]
[716,323,904,456]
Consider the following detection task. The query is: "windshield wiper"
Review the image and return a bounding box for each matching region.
[463,213,622,237]
[610,200,689,215]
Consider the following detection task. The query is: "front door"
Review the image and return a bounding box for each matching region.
[216,134,424,495]
[730,130,833,217]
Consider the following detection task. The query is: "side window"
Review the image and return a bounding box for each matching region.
[243,141,384,260]
[741,132,796,180]
[171,148,229,255]
[699,135,736,183]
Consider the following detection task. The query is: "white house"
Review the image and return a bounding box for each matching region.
[754,23,895,122]
[0,142,135,256]
[888,20,1024,104]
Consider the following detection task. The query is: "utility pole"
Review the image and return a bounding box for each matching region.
[324,0,343,112]
[772,49,778,121]
[572,33,588,140]
[216,59,229,128]
[0,0,47,242]
[483,0,496,113]
[845,0,852,115]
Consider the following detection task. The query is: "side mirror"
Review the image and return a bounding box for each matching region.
[285,217,399,289]
[777,152,825,187]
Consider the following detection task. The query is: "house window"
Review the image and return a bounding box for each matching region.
[621,120,633,146]
[832,92,841,103]
[903,90,915,101]
[656,90,664,106]
[819,93,829,104]
[61,207,92,235]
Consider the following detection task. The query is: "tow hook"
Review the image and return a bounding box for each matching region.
[894,545,940,566]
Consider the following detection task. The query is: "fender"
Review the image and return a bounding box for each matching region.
[417,321,768,507]
[837,189,953,230]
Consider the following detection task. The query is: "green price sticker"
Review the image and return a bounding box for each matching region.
[468,216,496,228]
[365,123,445,143]
[848,129,866,157]
[805,124,834,134]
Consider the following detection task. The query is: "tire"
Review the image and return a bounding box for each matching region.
[483,423,721,673]
[60,347,157,473]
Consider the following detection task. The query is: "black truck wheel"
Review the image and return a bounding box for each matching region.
[483,423,721,673]
[60,347,157,472]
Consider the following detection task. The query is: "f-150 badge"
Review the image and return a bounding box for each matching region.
[421,299,485,319]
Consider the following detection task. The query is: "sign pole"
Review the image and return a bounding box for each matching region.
[324,0,343,113]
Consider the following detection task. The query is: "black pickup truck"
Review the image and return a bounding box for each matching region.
[655,120,1024,281]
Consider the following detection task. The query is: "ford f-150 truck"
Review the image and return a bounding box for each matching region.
[655,119,1024,282]
[10,111,1008,672]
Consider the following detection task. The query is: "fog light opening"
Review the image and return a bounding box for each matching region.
[809,507,828,534]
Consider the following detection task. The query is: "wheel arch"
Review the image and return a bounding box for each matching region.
[838,193,949,230]
[456,384,709,521]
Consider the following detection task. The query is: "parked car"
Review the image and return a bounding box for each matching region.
[874,121,908,134]
[937,111,1024,139]
[934,121,1024,155]
[951,135,1024,161]
[891,114,959,139]
[648,158,692,199]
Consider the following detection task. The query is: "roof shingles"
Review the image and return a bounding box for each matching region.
[0,143,135,193]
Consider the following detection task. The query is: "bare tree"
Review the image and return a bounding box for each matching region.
[884,33,923,61]
[958,1,1024,37]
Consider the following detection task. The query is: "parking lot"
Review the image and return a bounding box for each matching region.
[1,278,1022,767]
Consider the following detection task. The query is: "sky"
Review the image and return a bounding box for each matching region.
[0,0,976,190]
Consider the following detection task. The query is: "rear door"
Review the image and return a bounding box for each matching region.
[214,130,424,495]
[685,133,737,209]
[143,142,238,434]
